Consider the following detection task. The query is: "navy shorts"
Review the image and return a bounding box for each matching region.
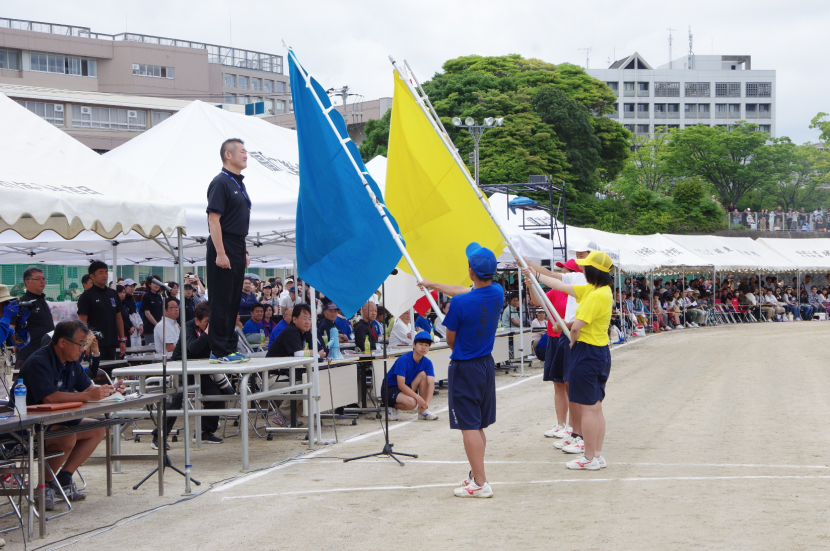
[543,333,571,383]
[448,355,496,430]
[381,385,403,407]
[568,341,611,406]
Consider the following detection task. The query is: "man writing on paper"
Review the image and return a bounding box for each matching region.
[12,320,124,509]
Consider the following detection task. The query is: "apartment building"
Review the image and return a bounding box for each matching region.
[266,96,392,144]
[0,17,287,150]
[588,52,776,137]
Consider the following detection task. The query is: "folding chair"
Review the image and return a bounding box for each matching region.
[731,298,757,322]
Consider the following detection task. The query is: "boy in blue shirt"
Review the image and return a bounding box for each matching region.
[383,331,439,421]
[419,242,504,499]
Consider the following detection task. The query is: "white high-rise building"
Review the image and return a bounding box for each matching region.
[588,53,775,137]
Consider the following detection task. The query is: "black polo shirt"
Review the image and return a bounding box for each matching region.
[14,291,54,365]
[140,290,164,328]
[206,169,251,237]
[77,284,122,347]
[12,345,92,407]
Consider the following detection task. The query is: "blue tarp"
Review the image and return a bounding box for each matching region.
[288,51,403,317]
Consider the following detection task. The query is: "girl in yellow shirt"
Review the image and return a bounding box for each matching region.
[523,250,614,470]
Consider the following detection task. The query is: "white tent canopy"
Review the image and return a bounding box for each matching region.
[0,94,185,240]
[757,238,830,273]
[665,234,797,273]
[619,233,712,274]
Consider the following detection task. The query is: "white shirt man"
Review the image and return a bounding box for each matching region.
[153,298,181,355]
[389,312,413,347]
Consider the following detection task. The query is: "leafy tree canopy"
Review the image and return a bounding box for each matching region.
[358,107,391,162]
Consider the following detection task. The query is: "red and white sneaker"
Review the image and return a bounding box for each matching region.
[544,424,572,438]
[562,436,584,454]
[553,434,576,450]
[453,480,494,498]
[566,455,600,470]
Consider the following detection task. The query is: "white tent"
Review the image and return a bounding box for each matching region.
[665,234,797,273]
[620,233,712,274]
[0,94,185,240]
[756,238,830,273]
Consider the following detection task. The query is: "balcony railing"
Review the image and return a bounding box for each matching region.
[654,112,667,119]
[685,112,697,119]
[637,111,649,118]
[698,111,711,119]
[624,112,635,118]
[715,111,728,119]
[623,90,635,97]
[638,90,649,97]
[729,110,741,118]
[608,111,619,118]
[668,112,680,119]
[760,111,771,119]
[745,111,758,119]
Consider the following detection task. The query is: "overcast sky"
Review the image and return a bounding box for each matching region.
[6,0,828,143]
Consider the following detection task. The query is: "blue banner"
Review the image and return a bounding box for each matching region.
[289,51,402,317]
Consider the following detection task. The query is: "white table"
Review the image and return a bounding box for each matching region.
[112,357,315,471]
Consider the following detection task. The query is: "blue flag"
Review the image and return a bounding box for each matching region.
[288,51,403,317]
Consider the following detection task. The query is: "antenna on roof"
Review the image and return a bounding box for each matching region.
[667,28,676,68]
[688,26,694,69]
[578,47,593,69]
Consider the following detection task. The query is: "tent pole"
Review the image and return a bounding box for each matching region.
[287,48,444,322]
[112,242,118,288]
[179,229,192,494]
[309,287,318,448]
[389,57,570,339]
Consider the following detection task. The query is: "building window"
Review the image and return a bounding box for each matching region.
[276,81,286,94]
[685,104,697,118]
[238,76,248,90]
[715,82,741,97]
[637,103,649,118]
[288,101,293,113]
[715,103,728,118]
[132,64,174,79]
[745,104,757,119]
[29,52,97,77]
[224,94,236,104]
[636,124,649,134]
[72,105,146,131]
[654,104,667,118]
[16,100,64,126]
[729,104,741,118]
[698,103,711,118]
[667,104,680,119]
[623,103,635,118]
[654,82,680,97]
[606,82,618,96]
[758,124,771,133]
[746,82,771,97]
[224,74,235,88]
[238,96,249,105]
[251,78,262,91]
[684,82,710,97]
[0,48,21,70]
[276,100,286,114]
[264,80,274,93]
[759,104,771,119]
[623,124,635,133]
[637,82,649,97]
[152,111,172,126]
[623,82,635,97]
[608,103,619,118]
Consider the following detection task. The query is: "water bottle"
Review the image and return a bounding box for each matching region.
[13,379,26,418]
[303,342,310,357]
[364,337,370,354]
[259,329,267,345]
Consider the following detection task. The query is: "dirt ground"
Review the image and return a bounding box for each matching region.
[5,321,830,550]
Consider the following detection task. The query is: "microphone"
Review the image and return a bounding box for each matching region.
[151,278,172,292]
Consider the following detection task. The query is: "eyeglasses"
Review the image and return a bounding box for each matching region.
[26,277,47,282]
[63,338,88,350]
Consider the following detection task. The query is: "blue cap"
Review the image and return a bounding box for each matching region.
[413,331,433,344]
[465,242,497,278]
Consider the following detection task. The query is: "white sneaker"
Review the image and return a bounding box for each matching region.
[597,455,607,468]
[544,424,571,438]
[453,480,494,498]
[691,322,699,327]
[386,407,399,421]
[419,409,438,421]
[459,470,473,487]
[675,324,684,329]
[562,437,585,454]
[566,455,601,470]
[553,434,576,449]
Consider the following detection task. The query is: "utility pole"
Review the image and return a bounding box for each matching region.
[667,28,676,68]
[578,47,593,69]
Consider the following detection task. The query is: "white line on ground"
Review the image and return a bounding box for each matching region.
[221,475,830,501]
[272,459,830,469]
[212,370,543,493]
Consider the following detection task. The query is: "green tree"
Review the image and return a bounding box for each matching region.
[809,112,830,143]
[358,108,391,162]
[614,131,674,194]
[771,141,830,210]
[664,122,781,206]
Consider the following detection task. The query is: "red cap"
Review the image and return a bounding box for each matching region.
[555,259,582,272]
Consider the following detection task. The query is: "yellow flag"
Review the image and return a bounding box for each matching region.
[385,71,506,286]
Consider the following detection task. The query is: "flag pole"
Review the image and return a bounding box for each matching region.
[286,46,445,323]
[391,58,571,340]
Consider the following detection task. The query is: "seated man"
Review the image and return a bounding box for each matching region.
[353,302,379,353]
[388,310,413,347]
[500,295,522,328]
[153,297,181,355]
[238,277,259,317]
[267,304,327,359]
[318,303,349,344]
[382,331,438,421]
[242,303,269,336]
[12,320,122,509]
[152,302,231,449]
[0,285,30,351]
[269,305,292,347]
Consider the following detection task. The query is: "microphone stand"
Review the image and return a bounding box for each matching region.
[344,276,418,466]
[134,279,200,490]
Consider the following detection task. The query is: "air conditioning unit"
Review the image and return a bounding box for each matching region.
[80,106,91,115]
[53,105,63,112]
[132,64,140,71]
[127,110,138,118]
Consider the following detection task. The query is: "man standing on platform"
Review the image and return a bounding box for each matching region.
[206,138,252,364]
[418,242,504,499]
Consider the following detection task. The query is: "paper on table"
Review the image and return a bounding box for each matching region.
[87,392,126,403]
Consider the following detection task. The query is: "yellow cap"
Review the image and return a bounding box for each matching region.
[575,250,613,273]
